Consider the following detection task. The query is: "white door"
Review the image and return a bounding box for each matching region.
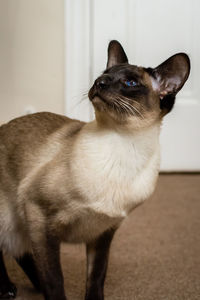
[65,0,200,171]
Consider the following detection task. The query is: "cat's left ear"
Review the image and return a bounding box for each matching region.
[107,40,128,68]
[149,53,190,99]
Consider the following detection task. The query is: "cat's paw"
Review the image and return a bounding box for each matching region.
[0,282,17,299]
[85,291,104,300]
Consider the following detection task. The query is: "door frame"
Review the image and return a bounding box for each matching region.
[64,0,93,121]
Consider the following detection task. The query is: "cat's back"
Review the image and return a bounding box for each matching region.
[0,112,84,184]
[0,112,73,147]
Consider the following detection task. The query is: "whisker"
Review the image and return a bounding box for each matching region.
[76,93,88,105]
[117,101,132,115]
[120,96,146,112]
[113,102,128,115]
[68,90,90,112]
[108,96,132,116]
[115,97,135,116]
[115,95,145,119]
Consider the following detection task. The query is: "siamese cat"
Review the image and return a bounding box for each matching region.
[0,40,190,300]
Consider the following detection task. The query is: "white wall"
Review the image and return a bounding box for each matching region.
[0,0,64,123]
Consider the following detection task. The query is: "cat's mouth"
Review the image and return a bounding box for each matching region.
[88,87,111,106]
[89,88,106,102]
[92,94,109,105]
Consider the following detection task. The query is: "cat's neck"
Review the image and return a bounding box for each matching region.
[81,116,161,142]
[90,110,161,135]
[74,117,161,170]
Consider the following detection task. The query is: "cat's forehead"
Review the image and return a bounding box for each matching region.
[104,64,144,78]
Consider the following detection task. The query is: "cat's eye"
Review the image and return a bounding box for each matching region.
[124,80,138,87]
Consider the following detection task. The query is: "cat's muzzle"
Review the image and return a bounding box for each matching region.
[88,75,111,102]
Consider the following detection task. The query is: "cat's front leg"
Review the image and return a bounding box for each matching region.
[15,253,41,291]
[0,251,17,299]
[31,231,66,300]
[85,228,116,300]
[26,202,67,300]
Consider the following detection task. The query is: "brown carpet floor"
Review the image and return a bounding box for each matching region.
[5,174,200,300]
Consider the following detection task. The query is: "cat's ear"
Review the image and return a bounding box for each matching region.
[149,53,190,99]
[107,40,128,68]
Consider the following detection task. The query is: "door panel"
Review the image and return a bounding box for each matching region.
[65,0,200,171]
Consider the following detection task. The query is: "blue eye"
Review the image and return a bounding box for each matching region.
[124,80,137,87]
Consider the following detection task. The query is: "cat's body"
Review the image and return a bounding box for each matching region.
[0,111,160,256]
[0,41,190,300]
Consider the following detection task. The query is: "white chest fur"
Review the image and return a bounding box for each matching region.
[71,122,161,218]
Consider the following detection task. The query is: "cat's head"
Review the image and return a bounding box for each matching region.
[88,40,190,129]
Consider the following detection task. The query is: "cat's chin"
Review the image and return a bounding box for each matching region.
[91,96,109,111]
[92,96,103,104]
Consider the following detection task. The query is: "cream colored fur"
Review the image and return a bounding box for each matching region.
[72,121,161,218]
[0,118,161,256]
[1,118,161,256]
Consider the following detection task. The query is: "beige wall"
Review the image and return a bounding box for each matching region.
[0,0,64,123]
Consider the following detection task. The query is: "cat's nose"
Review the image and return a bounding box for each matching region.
[95,76,111,89]
[96,79,107,89]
